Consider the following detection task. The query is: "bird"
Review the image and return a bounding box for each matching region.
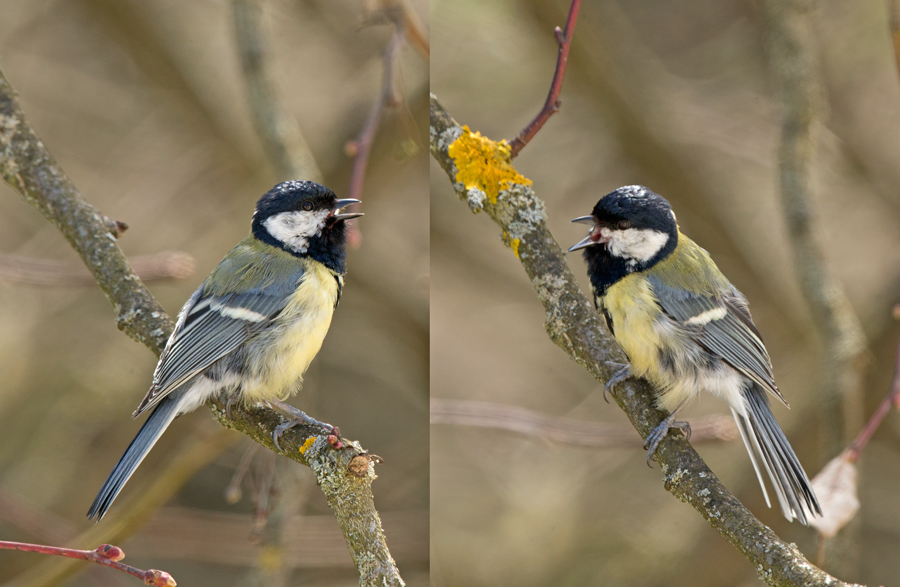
[568,185,820,524]
[87,180,362,521]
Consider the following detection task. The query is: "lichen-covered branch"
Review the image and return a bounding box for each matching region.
[0,66,402,587]
[430,95,856,587]
[0,69,173,355]
[233,0,323,182]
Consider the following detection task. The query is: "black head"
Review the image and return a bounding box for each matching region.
[568,185,678,295]
[251,180,362,274]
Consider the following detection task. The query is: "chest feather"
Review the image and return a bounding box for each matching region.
[242,263,339,400]
[600,274,665,378]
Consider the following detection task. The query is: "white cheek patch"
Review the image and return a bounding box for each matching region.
[263,210,331,253]
[607,228,669,264]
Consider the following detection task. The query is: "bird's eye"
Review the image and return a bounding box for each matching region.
[617,220,632,229]
[301,201,314,211]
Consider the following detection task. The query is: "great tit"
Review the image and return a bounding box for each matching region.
[87,180,362,521]
[569,185,821,524]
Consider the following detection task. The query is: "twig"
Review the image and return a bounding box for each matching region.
[762,0,866,573]
[0,67,403,587]
[346,22,405,205]
[845,308,900,461]
[233,0,323,182]
[430,96,858,587]
[10,429,237,587]
[430,398,737,448]
[0,542,174,586]
[0,252,195,287]
[363,0,429,61]
[507,0,581,157]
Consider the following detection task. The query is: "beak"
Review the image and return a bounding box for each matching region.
[567,215,600,252]
[332,198,363,220]
[567,234,597,253]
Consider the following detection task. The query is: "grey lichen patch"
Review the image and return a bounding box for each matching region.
[436,124,462,153]
[465,187,486,212]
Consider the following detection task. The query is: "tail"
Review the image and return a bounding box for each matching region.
[730,384,821,525]
[87,395,182,521]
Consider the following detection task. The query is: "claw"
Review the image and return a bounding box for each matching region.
[603,362,632,403]
[266,400,343,452]
[643,411,691,467]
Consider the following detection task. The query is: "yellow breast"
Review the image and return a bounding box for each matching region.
[241,262,339,403]
[601,274,665,381]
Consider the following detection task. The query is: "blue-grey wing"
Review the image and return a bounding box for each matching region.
[134,278,297,416]
[648,277,787,406]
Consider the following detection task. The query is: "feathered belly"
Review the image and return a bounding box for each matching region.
[603,276,744,413]
[240,268,337,403]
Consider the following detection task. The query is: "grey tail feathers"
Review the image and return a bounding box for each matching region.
[730,383,821,525]
[87,395,182,521]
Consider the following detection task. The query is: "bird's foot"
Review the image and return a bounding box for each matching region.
[267,400,343,452]
[603,362,633,403]
[643,413,691,467]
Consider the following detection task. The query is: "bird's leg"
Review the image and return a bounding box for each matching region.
[604,362,633,402]
[643,407,691,467]
[266,399,343,452]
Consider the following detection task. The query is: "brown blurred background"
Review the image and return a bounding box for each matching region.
[431,1,900,586]
[0,0,428,585]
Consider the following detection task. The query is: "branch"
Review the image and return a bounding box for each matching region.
[430,398,737,448]
[233,0,323,182]
[430,95,857,587]
[0,542,174,586]
[762,0,867,572]
[0,67,403,587]
[846,308,900,461]
[0,252,195,287]
[507,0,581,157]
[345,21,405,204]
[10,429,236,587]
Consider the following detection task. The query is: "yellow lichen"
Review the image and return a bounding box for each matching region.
[447,126,531,204]
[510,238,521,258]
[298,436,317,454]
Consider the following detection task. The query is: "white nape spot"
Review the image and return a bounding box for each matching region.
[684,307,727,326]
[210,300,267,322]
[263,210,331,253]
[606,228,669,263]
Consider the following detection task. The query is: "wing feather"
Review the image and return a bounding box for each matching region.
[647,276,787,406]
[133,273,300,416]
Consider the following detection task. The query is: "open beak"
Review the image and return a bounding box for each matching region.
[331,198,363,220]
[567,215,600,252]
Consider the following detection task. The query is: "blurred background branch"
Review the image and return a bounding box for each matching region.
[430,398,737,448]
[232,0,323,183]
[0,64,404,587]
[430,95,856,587]
[0,253,195,287]
[762,0,867,575]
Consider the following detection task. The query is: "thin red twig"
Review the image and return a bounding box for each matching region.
[0,541,175,586]
[845,306,900,461]
[507,0,581,157]
[344,22,406,246]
